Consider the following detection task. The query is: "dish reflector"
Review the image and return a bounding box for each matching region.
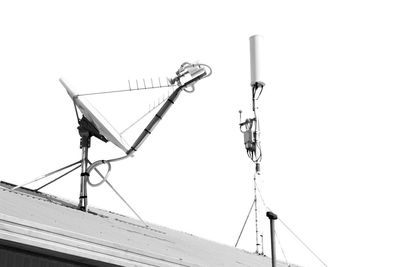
[60,79,130,153]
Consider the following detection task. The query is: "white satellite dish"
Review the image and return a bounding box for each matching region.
[13,63,212,215]
[59,79,130,153]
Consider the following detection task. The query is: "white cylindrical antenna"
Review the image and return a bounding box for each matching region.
[249,35,265,87]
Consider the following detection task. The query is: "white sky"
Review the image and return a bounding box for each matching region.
[0,1,399,266]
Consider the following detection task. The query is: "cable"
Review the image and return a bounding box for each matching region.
[11,160,81,191]
[35,164,81,191]
[120,92,171,134]
[235,199,255,247]
[252,83,264,101]
[199,63,213,78]
[274,228,289,266]
[255,181,328,267]
[279,218,328,267]
[183,85,195,93]
[76,83,174,97]
[88,160,148,227]
[105,180,148,227]
[87,161,111,187]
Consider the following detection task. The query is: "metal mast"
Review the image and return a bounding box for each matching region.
[76,116,108,211]
[238,35,265,254]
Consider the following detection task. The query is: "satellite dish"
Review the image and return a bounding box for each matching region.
[13,63,212,215]
[59,78,130,153]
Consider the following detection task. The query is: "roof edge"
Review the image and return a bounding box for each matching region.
[0,213,199,267]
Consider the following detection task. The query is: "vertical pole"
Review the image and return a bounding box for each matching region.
[252,84,262,254]
[260,234,264,256]
[252,85,262,175]
[79,132,90,211]
[79,146,88,211]
[248,34,265,256]
[267,211,278,267]
[253,173,260,254]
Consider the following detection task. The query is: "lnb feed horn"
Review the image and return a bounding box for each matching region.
[170,62,211,87]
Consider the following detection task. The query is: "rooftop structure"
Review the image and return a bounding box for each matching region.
[0,181,299,267]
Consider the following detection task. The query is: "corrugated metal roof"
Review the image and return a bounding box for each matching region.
[0,241,100,267]
[0,181,299,267]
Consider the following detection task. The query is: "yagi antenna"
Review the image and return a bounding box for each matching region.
[120,92,172,134]
[236,35,265,254]
[76,77,173,97]
[12,62,212,224]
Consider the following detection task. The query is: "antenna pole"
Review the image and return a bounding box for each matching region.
[79,146,89,211]
[253,83,263,254]
[238,35,265,254]
[78,125,91,211]
[254,172,260,254]
[260,234,264,256]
